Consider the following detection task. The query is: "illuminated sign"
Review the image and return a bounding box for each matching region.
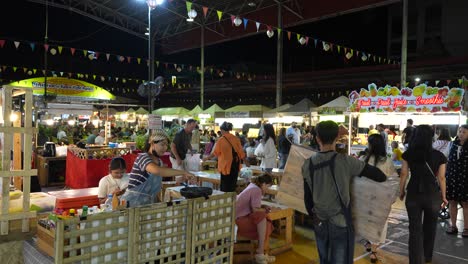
[348,83,464,113]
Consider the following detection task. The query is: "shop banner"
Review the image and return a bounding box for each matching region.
[225,111,249,118]
[9,77,115,100]
[348,83,464,113]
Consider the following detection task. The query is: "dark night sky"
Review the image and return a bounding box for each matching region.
[0,0,391,104]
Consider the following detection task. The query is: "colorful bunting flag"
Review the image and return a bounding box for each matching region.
[137,58,141,64]
[44,44,49,52]
[277,28,281,35]
[435,80,440,86]
[243,18,248,30]
[82,50,87,56]
[127,57,131,63]
[314,39,318,47]
[58,46,63,54]
[230,15,235,26]
[70,48,75,55]
[14,41,20,49]
[217,10,222,21]
[0,40,5,48]
[202,6,208,18]
[255,22,260,32]
[23,67,27,73]
[13,67,17,72]
[186,1,192,13]
[29,43,35,51]
[287,31,291,40]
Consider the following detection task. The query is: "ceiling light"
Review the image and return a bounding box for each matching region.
[415,77,421,82]
[145,32,149,35]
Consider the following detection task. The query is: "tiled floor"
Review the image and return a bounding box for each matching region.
[274,199,468,264]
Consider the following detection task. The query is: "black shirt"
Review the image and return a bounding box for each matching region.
[403,126,415,144]
[402,149,447,194]
[171,129,192,160]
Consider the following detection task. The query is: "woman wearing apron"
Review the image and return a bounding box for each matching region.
[121,129,195,207]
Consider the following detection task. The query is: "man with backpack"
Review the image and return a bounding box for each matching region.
[302,121,387,264]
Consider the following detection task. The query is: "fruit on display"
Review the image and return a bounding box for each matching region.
[401,88,413,96]
[390,87,400,96]
[360,88,370,97]
[413,85,425,96]
[438,87,449,96]
[431,106,441,112]
[370,86,377,97]
[425,87,438,95]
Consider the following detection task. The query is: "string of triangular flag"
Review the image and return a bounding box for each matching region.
[179,0,399,64]
[0,38,228,74]
[0,63,197,89]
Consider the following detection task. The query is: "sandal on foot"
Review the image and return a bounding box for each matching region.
[462,228,468,238]
[361,239,372,252]
[370,252,378,263]
[446,226,458,235]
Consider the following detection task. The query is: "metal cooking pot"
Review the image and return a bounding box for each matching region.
[180,183,213,199]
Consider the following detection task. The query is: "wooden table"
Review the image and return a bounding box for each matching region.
[262,201,293,255]
[192,171,243,190]
[249,166,284,184]
[163,186,224,202]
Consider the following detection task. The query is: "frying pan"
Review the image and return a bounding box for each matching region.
[179,183,213,199]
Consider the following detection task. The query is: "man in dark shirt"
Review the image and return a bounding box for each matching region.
[170,119,197,171]
[402,119,415,148]
[302,121,386,264]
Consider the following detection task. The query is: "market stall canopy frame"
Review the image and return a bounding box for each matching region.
[281,98,317,115]
[152,107,190,116]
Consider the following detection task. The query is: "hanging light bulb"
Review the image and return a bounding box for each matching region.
[298,37,307,45]
[345,52,353,60]
[322,42,330,51]
[50,48,57,55]
[266,29,274,38]
[187,9,197,22]
[234,17,242,27]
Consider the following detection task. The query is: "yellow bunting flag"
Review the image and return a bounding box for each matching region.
[83,50,87,56]
[277,28,281,35]
[186,1,192,13]
[217,11,223,21]
[137,58,141,64]
[93,75,96,80]
[58,46,63,54]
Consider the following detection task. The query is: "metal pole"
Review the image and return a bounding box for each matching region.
[400,0,408,88]
[276,2,283,108]
[44,0,49,106]
[201,25,205,109]
[147,6,153,111]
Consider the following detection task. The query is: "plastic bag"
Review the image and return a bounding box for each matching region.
[185,154,201,171]
[240,167,253,179]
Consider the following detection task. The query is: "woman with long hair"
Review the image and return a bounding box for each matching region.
[432,127,452,158]
[255,124,277,173]
[399,125,448,264]
[360,134,395,263]
[236,173,275,264]
[445,124,468,237]
[278,127,291,169]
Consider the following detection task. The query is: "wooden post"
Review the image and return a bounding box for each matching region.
[13,115,22,190]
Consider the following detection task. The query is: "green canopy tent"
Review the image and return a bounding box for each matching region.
[151,107,190,116]
[135,107,149,115]
[188,105,203,116]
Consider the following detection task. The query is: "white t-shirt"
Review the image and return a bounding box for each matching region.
[98,174,129,199]
[95,135,105,145]
[286,127,301,144]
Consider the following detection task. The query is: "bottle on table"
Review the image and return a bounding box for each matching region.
[69,209,76,217]
[104,194,113,212]
[112,193,119,210]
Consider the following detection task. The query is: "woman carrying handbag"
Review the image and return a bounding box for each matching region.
[399,125,448,264]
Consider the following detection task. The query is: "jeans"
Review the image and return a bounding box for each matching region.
[405,192,441,264]
[278,153,288,169]
[313,220,353,264]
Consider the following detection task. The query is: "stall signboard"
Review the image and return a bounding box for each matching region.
[9,77,115,101]
[148,114,162,129]
[348,83,464,113]
[225,111,249,118]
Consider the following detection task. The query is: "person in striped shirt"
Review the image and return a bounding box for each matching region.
[121,129,195,207]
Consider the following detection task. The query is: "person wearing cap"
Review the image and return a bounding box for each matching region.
[97,157,129,204]
[94,129,106,145]
[203,122,249,192]
[121,129,195,207]
[286,122,301,145]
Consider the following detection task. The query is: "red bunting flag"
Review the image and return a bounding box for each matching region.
[447,80,451,85]
[70,48,75,55]
[95,52,99,59]
[202,6,208,18]
[230,15,235,26]
[287,31,291,40]
[44,44,49,51]
[0,40,5,48]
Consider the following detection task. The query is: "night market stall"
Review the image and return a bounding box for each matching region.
[347,83,466,155]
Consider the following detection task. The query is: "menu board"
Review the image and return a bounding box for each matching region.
[348,83,464,113]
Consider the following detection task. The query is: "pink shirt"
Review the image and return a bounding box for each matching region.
[236,183,262,218]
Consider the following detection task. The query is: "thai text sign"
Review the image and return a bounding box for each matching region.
[225,111,249,118]
[348,83,464,113]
